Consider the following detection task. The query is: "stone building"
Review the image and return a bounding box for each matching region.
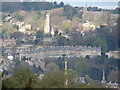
[44,12,51,35]
[5,15,13,22]
[16,45,101,60]
[101,69,106,84]
[2,38,16,48]
[105,50,120,59]
[101,69,119,88]
[106,82,119,88]
[14,22,32,34]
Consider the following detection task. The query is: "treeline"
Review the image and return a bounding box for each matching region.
[52,25,118,53]
[108,7,120,14]
[2,68,99,88]
[2,55,119,88]
[2,1,65,12]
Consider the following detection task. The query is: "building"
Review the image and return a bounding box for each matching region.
[7,54,14,60]
[43,37,53,45]
[101,69,106,84]
[2,38,16,48]
[22,34,36,43]
[101,69,119,88]
[15,22,32,34]
[106,82,119,88]
[39,74,45,80]
[44,12,51,35]
[5,15,13,22]
[83,22,96,31]
[16,45,101,60]
[74,76,86,84]
[106,50,120,59]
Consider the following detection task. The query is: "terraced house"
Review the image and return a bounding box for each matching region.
[16,45,101,60]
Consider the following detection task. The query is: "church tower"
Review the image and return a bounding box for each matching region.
[101,69,106,84]
[44,12,51,35]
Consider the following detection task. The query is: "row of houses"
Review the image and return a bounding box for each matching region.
[1,37,119,60]
[16,45,101,60]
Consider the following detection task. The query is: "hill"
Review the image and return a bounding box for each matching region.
[2,2,64,12]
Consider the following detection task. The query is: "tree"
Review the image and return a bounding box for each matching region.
[34,11,41,21]
[13,24,19,30]
[57,36,66,46]
[2,68,99,88]
[45,62,60,74]
[34,71,75,88]
[59,2,65,7]
[53,1,58,8]
[2,68,38,88]
[62,20,73,33]
[55,57,64,70]
[75,57,88,76]
[88,67,102,80]
[36,30,44,39]
[63,5,77,20]
[10,32,24,40]
[14,13,24,21]
[107,70,118,82]
[34,72,66,88]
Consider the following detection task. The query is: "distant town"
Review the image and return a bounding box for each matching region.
[0,1,119,89]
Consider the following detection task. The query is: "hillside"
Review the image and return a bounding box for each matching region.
[2,2,63,12]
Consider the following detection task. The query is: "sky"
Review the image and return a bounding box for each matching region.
[2,0,119,2]
[2,0,119,9]
[47,0,119,2]
[47,0,119,9]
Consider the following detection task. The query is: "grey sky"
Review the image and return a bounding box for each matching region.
[2,0,119,9]
[47,0,119,2]
[48,0,119,9]
[2,0,119,2]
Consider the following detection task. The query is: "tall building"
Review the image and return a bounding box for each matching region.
[84,4,88,12]
[82,4,88,23]
[44,12,51,35]
[101,69,106,84]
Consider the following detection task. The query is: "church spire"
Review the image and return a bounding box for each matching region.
[101,69,106,84]
[85,4,88,12]
[102,69,105,80]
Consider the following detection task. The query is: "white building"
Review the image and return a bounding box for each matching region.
[106,50,119,59]
[39,74,45,80]
[106,82,119,88]
[7,55,13,60]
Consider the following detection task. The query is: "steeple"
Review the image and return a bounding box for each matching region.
[82,4,88,23]
[101,69,106,84]
[84,4,88,12]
